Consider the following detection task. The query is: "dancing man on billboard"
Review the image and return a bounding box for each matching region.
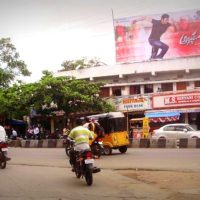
[146,14,174,60]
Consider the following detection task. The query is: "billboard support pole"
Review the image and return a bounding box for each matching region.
[111,8,116,62]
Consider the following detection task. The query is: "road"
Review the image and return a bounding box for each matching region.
[0,148,200,200]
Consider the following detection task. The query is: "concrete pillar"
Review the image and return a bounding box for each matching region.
[140,85,144,94]
[123,86,129,96]
[185,113,189,124]
[173,82,176,92]
[109,87,112,96]
[50,118,55,133]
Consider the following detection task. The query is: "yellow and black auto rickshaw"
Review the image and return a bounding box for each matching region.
[88,112,130,155]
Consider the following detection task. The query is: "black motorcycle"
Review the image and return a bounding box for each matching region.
[73,149,100,186]
[64,137,104,158]
[0,142,8,169]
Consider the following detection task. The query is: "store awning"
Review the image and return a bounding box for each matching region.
[145,111,180,123]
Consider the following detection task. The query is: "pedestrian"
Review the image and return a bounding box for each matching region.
[62,126,70,139]
[11,128,17,140]
[33,125,40,140]
[27,126,34,139]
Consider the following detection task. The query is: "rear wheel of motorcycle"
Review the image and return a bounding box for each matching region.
[85,169,93,186]
[0,152,6,169]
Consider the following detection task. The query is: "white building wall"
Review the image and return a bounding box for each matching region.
[55,57,200,82]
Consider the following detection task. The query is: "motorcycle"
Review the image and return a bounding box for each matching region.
[90,137,104,158]
[73,149,100,186]
[64,136,104,158]
[0,142,9,169]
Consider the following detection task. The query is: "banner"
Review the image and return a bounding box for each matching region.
[114,9,200,63]
[152,92,200,109]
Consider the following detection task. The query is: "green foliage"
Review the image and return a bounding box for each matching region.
[0,71,114,119]
[0,38,31,87]
[60,57,106,71]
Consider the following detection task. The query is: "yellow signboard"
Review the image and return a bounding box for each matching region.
[142,117,149,138]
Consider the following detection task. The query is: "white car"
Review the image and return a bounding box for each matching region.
[152,123,200,139]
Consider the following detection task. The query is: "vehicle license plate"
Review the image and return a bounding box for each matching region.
[2,148,8,152]
[85,159,94,164]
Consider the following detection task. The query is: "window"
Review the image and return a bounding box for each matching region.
[163,126,175,131]
[176,82,187,90]
[112,87,121,96]
[100,87,110,97]
[130,85,140,95]
[194,81,200,88]
[175,126,185,131]
[161,83,173,92]
[144,84,153,93]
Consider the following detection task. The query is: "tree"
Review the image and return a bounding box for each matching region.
[0,82,37,119]
[0,71,114,119]
[59,57,106,71]
[0,38,31,87]
[32,71,114,115]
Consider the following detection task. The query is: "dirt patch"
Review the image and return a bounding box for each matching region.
[119,170,200,200]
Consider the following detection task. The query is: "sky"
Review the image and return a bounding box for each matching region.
[0,0,199,83]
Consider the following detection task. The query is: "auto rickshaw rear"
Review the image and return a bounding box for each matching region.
[88,112,129,155]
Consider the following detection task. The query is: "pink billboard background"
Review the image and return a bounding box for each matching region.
[114,9,200,63]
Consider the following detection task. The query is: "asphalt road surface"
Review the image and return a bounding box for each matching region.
[0,148,200,200]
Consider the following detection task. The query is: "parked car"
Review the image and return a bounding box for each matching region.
[152,123,200,139]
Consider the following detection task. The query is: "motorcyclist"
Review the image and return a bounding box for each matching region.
[68,118,94,171]
[0,125,11,161]
[83,117,95,131]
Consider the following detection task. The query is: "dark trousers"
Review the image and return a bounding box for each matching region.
[149,39,169,59]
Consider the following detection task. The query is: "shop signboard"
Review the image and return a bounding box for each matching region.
[114,9,200,63]
[152,92,200,109]
[117,97,151,111]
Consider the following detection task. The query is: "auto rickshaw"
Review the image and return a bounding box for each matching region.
[87,112,129,155]
[129,117,150,139]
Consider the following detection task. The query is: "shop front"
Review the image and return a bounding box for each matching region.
[146,91,200,131]
[116,96,151,139]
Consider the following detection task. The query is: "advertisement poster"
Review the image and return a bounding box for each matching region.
[114,9,200,63]
[152,92,200,109]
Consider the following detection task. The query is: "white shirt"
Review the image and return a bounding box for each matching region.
[0,126,7,142]
[33,127,39,135]
[12,130,17,137]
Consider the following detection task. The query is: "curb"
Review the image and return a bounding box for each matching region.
[8,138,200,148]
[10,139,65,148]
[129,138,200,148]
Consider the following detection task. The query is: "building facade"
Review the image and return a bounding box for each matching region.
[55,56,200,131]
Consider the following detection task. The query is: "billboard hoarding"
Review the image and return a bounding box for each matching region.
[114,9,200,63]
